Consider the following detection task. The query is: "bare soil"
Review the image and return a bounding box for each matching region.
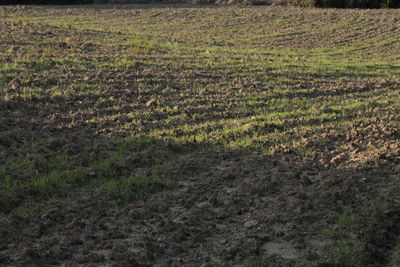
[1,5,400,266]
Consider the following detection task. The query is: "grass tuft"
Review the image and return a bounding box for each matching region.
[98,176,166,203]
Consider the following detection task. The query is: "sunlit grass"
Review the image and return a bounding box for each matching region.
[0,5,399,210]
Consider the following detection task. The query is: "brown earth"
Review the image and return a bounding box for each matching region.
[1,5,400,266]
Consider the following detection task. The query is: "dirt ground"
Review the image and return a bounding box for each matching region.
[1,4,400,266]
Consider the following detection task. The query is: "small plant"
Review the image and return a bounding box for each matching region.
[98,176,166,203]
[34,169,87,198]
[127,39,155,56]
[373,199,389,216]
[321,208,368,266]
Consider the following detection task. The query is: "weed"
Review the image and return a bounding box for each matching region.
[126,39,155,55]
[321,208,368,266]
[373,199,389,216]
[34,169,88,198]
[98,176,166,203]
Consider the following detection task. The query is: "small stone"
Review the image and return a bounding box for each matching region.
[196,202,210,209]
[296,205,304,214]
[23,224,41,238]
[145,98,157,107]
[244,220,258,228]
[224,187,236,194]
[216,224,227,231]
[330,152,350,165]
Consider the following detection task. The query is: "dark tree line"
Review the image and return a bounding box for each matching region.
[288,0,399,7]
[315,0,399,8]
[1,0,94,4]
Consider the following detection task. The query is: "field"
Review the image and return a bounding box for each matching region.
[1,4,400,266]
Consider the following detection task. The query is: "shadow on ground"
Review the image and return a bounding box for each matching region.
[1,88,400,266]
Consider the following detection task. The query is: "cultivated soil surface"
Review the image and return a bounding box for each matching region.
[1,5,400,266]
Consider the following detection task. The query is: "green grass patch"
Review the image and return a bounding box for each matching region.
[97,176,167,203]
[321,208,368,267]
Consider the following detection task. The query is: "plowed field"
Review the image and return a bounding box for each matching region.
[1,5,400,266]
